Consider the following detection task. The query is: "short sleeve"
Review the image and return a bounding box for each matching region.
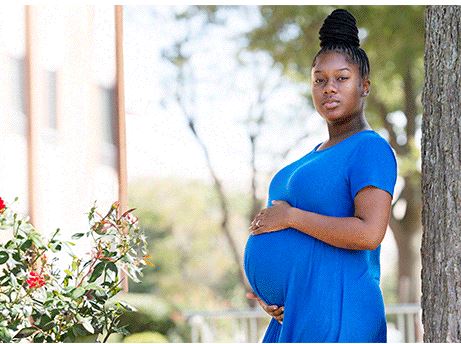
[348,137,398,200]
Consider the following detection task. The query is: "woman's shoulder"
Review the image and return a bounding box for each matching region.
[355,130,394,150]
[351,130,397,162]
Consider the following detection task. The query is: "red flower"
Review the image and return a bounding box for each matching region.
[0,197,5,214]
[26,271,46,289]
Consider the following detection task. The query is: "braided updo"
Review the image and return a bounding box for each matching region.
[312,9,370,79]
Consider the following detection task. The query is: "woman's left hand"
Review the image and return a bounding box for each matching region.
[249,200,292,235]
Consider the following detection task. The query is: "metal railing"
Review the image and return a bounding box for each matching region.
[185,304,422,343]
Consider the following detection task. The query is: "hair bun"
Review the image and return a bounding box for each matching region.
[319,9,360,48]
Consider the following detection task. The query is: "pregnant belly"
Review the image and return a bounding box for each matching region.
[244,228,316,306]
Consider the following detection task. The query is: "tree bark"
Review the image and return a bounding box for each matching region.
[421,5,461,342]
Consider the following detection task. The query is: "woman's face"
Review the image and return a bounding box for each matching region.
[311,51,369,124]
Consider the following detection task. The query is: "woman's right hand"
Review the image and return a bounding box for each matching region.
[246,292,284,324]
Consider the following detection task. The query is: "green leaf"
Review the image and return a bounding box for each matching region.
[71,287,86,299]
[43,299,54,307]
[33,333,45,342]
[106,262,118,275]
[88,202,97,221]
[71,324,88,337]
[13,327,36,339]
[84,283,104,292]
[10,273,17,287]
[0,251,8,264]
[50,309,60,318]
[0,327,12,342]
[71,258,79,271]
[63,275,70,287]
[61,332,74,343]
[71,233,85,240]
[12,251,21,261]
[42,321,55,331]
[20,239,33,251]
[88,261,106,283]
[81,320,94,334]
[117,301,137,312]
[29,233,44,248]
[114,325,130,336]
[48,241,62,252]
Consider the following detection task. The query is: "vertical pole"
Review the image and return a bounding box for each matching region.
[114,5,128,293]
[25,6,37,225]
[407,314,415,343]
[397,313,405,341]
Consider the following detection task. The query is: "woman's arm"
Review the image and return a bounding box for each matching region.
[249,186,392,250]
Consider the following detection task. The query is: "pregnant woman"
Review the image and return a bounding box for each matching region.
[243,9,397,343]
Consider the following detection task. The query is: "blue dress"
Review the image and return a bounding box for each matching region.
[244,130,397,343]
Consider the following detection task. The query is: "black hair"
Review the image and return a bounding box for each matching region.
[312,9,370,79]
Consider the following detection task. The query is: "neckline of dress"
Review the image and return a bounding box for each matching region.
[313,129,375,153]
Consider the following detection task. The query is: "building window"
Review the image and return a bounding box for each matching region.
[44,69,58,130]
[99,85,117,166]
[100,85,117,145]
[6,56,26,134]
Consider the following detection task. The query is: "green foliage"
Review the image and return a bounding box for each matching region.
[247,6,424,109]
[128,177,249,311]
[123,331,168,343]
[113,293,176,336]
[110,292,192,342]
[0,198,148,343]
[196,5,424,132]
[118,311,174,338]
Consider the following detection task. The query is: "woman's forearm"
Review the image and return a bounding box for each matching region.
[287,207,380,250]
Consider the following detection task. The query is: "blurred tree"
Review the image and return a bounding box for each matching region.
[157,6,313,307]
[196,5,425,304]
[129,177,251,310]
[421,5,461,342]
[160,28,253,305]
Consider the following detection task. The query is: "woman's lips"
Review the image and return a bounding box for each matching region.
[323,101,340,109]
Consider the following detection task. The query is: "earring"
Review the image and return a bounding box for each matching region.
[362,91,368,96]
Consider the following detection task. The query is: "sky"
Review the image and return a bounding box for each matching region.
[122,6,416,190]
[123,6,326,193]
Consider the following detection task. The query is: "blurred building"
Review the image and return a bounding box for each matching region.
[0,5,125,238]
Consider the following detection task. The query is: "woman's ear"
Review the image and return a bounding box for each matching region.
[361,78,371,97]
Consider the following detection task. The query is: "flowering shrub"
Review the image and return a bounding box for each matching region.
[0,197,151,342]
[26,271,46,289]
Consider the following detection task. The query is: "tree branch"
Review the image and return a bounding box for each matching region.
[367,92,403,155]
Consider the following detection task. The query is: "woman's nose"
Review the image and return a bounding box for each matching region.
[323,79,337,94]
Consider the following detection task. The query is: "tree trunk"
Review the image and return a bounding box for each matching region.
[421,5,461,342]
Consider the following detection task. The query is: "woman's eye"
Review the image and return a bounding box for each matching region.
[338,77,349,81]
[315,79,324,84]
